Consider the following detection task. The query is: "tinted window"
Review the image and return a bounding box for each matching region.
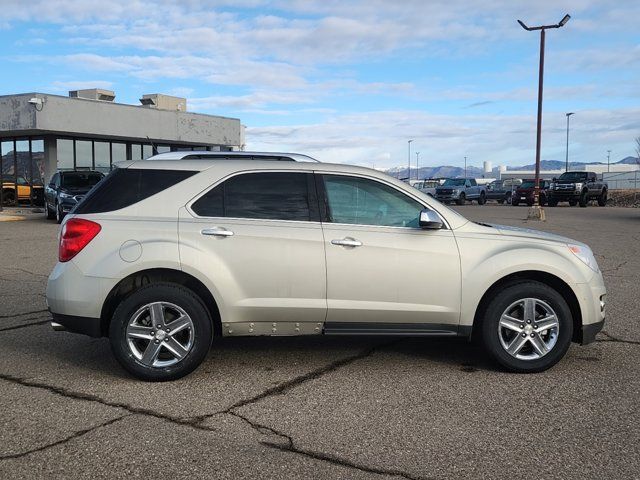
[322,175,423,228]
[61,172,103,188]
[558,172,587,182]
[192,172,317,221]
[74,168,196,214]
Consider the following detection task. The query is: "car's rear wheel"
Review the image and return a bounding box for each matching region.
[568,199,577,207]
[477,192,486,205]
[2,190,16,206]
[480,281,573,373]
[109,283,213,381]
[548,198,558,207]
[505,192,512,205]
[512,198,519,206]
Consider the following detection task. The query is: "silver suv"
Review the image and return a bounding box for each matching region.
[46,152,606,381]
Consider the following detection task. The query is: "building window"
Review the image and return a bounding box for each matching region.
[75,140,92,169]
[131,144,142,160]
[112,143,126,164]
[143,144,153,159]
[57,139,74,170]
[94,141,110,173]
[156,145,171,154]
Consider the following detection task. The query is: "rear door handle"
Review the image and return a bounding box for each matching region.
[331,237,362,247]
[201,227,234,237]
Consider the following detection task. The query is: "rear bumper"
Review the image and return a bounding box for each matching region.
[50,313,102,337]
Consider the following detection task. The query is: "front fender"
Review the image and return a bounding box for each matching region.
[456,235,593,327]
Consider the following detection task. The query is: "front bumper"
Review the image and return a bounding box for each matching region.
[549,190,579,198]
[435,193,460,201]
[573,275,607,345]
[59,198,79,213]
[581,319,604,345]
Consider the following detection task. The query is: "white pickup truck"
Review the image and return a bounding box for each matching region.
[435,178,487,205]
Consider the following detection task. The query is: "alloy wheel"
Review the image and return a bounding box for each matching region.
[126,301,195,368]
[497,298,559,361]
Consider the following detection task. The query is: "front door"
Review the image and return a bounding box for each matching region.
[318,173,461,334]
[179,171,327,334]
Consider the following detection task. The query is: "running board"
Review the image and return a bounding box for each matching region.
[323,322,460,337]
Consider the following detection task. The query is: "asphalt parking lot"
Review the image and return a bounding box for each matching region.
[0,204,639,479]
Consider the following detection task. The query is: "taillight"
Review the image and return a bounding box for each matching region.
[59,218,101,262]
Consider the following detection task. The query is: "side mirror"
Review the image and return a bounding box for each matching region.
[419,209,443,230]
[552,177,557,182]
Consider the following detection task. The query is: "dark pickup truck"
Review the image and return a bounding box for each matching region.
[44,170,104,223]
[547,171,608,207]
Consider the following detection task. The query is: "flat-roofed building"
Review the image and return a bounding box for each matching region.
[0,90,243,205]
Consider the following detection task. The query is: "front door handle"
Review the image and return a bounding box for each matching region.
[201,227,234,237]
[331,237,362,247]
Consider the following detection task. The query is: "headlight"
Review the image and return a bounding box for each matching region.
[574,182,583,189]
[59,192,74,199]
[568,244,599,272]
[550,182,555,189]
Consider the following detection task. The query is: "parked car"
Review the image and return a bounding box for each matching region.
[44,170,104,223]
[512,179,551,206]
[547,171,608,207]
[435,178,486,205]
[486,179,516,204]
[411,179,440,197]
[1,174,44,206]
[47,152,605,381]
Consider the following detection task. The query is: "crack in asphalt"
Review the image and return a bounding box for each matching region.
[0,415,131,460]
[0,309,48,319]
[0,319,50,332]
[4,267,49,278]
[597,331,640,346]
[0,340,423,478]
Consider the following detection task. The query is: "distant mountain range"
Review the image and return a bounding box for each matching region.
[386,156,639,179]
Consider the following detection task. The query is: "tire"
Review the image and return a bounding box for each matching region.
[478,192,486,205]
[526,199,534,207]
[597,189,607,207]
[46,203,55,220]
[497,199,504,204]
[512,198,519,206]
[456,193,466,206]
[2,190,16,206]
[548,198,558,207]
[568,200,577,207]
[578,190,588,208]
[55,203,64,224]
[109,282,213,381]
[480,281,573,373]
[505,192,512,205]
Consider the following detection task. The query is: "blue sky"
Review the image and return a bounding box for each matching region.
[1,0,639,169]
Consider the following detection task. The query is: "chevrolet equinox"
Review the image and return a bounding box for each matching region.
[46,152,606,381]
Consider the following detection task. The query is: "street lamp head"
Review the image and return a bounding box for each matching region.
[566,112,574,117]
[558,14,571,27]
[517,19,532,31]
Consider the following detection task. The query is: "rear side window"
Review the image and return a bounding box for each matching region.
[191,172,318,221]
[74,168,196,214]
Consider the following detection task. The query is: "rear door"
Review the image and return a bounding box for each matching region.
[179,171,327,333]
[318,173,461,334]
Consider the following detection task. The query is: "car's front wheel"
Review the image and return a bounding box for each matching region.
[480,281,573,373]
[109,283,213,381]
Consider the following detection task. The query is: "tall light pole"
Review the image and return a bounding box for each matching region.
[518,13,571,220]
[407,140,413,181]
[464,156,467,178]
[565,112,574,172]
[607,150,611,172]
[415,152,420,180]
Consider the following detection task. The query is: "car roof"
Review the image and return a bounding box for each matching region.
[146,151,319,163]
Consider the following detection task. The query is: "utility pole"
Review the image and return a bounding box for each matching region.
[565,112,574,172]
[607,150,611,173]
[464,156,467,178]
[415,152,420,180]
[518,13,571,221]
[407,139,413,182]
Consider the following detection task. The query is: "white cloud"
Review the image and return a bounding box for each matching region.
[49,79,114,92]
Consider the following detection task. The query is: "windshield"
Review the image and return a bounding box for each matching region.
[520,181,535,188]
[62,172,103,188]
[558,172,587,182]
[442,179,465,187]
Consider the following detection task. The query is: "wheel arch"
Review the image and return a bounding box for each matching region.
[471,270,582,343]
[100,268,222,337]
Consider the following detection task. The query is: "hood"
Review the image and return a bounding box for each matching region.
[60,187,93,195]
[489,223,582,246]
